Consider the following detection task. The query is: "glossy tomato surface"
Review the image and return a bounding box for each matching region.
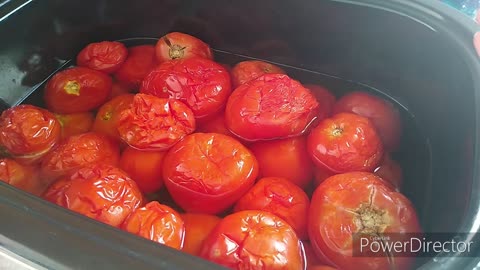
[225,74,319,141]
[117,94,195,150]
[44,67,112,114]
[304,84,336,121]
[92,94,134,142]
[44,164,143,227]
[234,177,310,239]
[155,32,213,62]
[308,172,420,270]
[199,210,305,270]
[374,154,403,191]
[55,112,94,140]
[196,111,233,137]
[77,41,128,74]
[140,57,231,119]
[121,201,185,249]
[307,113,384,174]
[231,60,286,88]
[181,213,221,256]
[114,45,158,89]
[163,133,258,214]
[0,158,45,196]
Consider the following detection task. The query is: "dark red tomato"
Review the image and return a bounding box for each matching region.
[333,91,402,151]
[249,136,313,189]
[140,57,231,119]
[44,67,112,114]
[231,60,286,88]
[304,84,336,121]
[308,172,421,270]
[163,133,258,214]
[44,164,143,227]
[155,32,213,62]
[308,266,337,270]
[234,177,310,239]
[76,41,128,74]
[0,158,45,196]
[199,210,305,270]
[303,241,334,268]
[41,132,120,183]
[225,74,319,141]
[181,213,221,256]
[312,166,334,188]
[92,94,134,142]
[119,146,166,194]
[108,81,132,100]
[0,105,61,163]
[121,201,184,249]
[307,113,384,174]
[55,112,94,140]
[114,45,158,89]
[117,94,195,150]
[374,154,403,191]
[196,111,233,137]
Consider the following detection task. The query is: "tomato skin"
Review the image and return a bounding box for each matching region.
[199,210,305,270]
[181,213,221,256]
[108,81,132,100]
[0,158,45,196]
[119,146,166,194]
[0,105,61,162]
[307,113,384,174]
[308,266,337,270]
[308,172,420,270]
[231,60,286,88]
[140,57,231,119]
[114,45,158,89]
[117,94,196,151]
[249,136,313,189]
[76,41,128,74]
[44,67,112,114]
[196,111,233,137]
[155,32,213,62]
[312,166,334,188]
[374,154,403,191]
[234,177,310,239]
[92,94,134,143]
[304,84,336,121]
[225,74,319,141]
[44,164,143,227]
[121,201,185,249]
[163,133,258,214]
[55,112,94,140]
[332,91,402,152]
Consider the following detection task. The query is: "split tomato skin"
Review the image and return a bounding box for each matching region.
[181,213,221,256]
[55,112,94,140]
[163,133,258,214]
[155,32,213,62]
[92,94,134,143]
[231,60,286,88]
[77,41,128,74]
[0,158,45,196]
[114,45,158,89]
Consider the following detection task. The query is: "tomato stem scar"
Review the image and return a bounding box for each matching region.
[332,127,343,137]
[64,81,81,96]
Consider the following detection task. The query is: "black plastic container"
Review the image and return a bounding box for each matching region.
[1,0,480,269]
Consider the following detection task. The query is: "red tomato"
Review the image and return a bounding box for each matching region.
[225,74,319,141]
[231,60,286,88]
[308,266,337,270]
[44,164,143,227]
[234,177,310,239]
[155,32,213,62]
[374,154,403,191]
[114,45,158,89]
[303,241,333,268]
[55,112,94,140]
[304,84,336,121]
[307,113,384,174]
[140,57,231,119]
[44,67,112,114]
[0,158,45,196]
[117,94,195,150]
[308,172,420,270]
[333,91,402,151]
[121,201,184,249]
[76,41,128,74]
[92,94,134,142]
[199,210,305,270]
[163,133,258,214]
[119,146,166,194]
[0,105,61,163]
[196,111,233,137]
[249,136,313,189]
[41,132,120,183]
[181,213,221,255]
[312,166,334,188]
[108,81,132,100]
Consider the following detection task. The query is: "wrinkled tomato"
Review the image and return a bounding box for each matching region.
[92,94,134,142]
[55,112,94,140]
[155,32,213,62]
[181,213,221,256]
[304,84,336,121]
[77,41,128,74]
[114,45,158,89]
[231,60,286,88]
[0,158,45,196]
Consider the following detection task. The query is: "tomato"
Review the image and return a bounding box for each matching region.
[76,41,128,74]
[41,132,120,183]
[312,166,334,188]
[304,84,336,121]
[44,67,112,114]
[308,172,420,270]
[55,112,94,140]
[163,133,258,214]
[92,94,134,142]
[332,91,402,152]
[0,158,45,196]
[117,94,195,150]
[114,45,158,89]
[108,81,133,100]
[374,154,403,191]
[140,57,231,119]
[225,74,319,141]
[195,111,233,137]
[119,146,166,194]
[231,60,286,88]
[0,105,61,163]
[307,113,384,174]
[44,164,143,227]
[155,32,213,62]
[308,266,337,270]
[121,201,184,249]
[249,136,313,189]
[199,210,305,270]
[234,177,310,239]
[181,213,221,255]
